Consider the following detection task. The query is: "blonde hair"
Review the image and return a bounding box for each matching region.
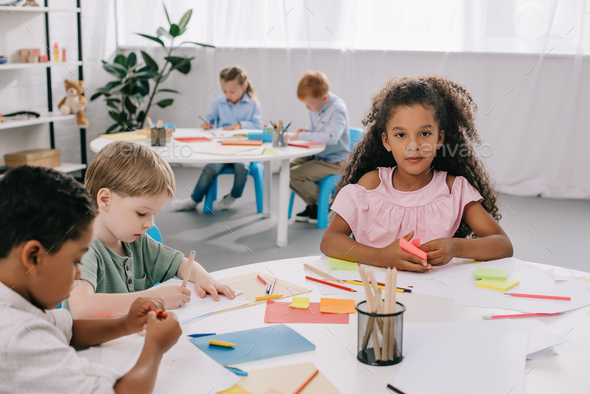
[220,65,256,101]
[85,141,175,203]
[297,71,330,100]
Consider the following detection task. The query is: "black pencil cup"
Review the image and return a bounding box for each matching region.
[150,127,167,146]
[356,300,405,366]
[272,129,287,147]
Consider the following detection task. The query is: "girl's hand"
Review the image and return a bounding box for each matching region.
[420,238,456,266]
[380,230,432,272]
[201,121,212,130]
[145,311,181,353]
[193,265,236,301]
[223,123,241,130]
[148,285,191,309]
[124,297,165,334]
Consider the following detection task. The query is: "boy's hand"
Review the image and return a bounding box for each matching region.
[124,297,165,334]
[145,311,181,353]
[202,121,212,130]
[420,238,455,266]
[193,265,235,301]
[380,230,432,272]
[223,123,241,130]
[148,285,191,309]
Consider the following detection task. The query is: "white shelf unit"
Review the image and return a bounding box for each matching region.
[0,113,75,130]
[0,60,82,71]
[0,1,86,175]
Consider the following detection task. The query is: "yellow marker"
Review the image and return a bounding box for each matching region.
[255,294,283,301]
[209,340,236,348]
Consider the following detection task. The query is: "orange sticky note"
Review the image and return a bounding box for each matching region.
[320,298,356,314]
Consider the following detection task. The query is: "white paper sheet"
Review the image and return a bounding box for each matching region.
[158,278,249,324]
[394,320,528,394]
[79,336,239,393]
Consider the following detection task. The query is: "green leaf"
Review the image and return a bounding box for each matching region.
[157,88,180,94]
[128,93,144,108]
[108,110,123,123]
[105,123,120,134]
[90,92,103,101]
[163,3,171,25]
[126,52,137,68]
[156,98,174,108]
[139,80,150,95]
[113,54,126,67]
[103,63,127,79]
[137,110,146,124]
[124,97,137,113]
[179,40,215,48]
[172,59,191,74]
[140,50,159,71]
[178,9,192,30]
[136,33,165,47]
[135,70,160,79]
[169,24,180,37]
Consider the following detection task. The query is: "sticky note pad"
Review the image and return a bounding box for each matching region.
[320,298,356,314]
[475,279,520,292]
[474,267,507,281]
[190,325,315,365]
[399,237,427,261]
[327,257,358,271]
[290,297,310,309]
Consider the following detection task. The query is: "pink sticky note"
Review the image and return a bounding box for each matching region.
[400,237,427,261]
[264,301,349,324]
[411,238,421,248]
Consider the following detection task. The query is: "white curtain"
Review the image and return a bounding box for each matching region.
[112,0,590,199]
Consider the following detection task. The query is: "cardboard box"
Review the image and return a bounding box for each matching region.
[5,149,61,168]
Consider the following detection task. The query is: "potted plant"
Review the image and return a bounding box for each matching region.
[91,5,214,133]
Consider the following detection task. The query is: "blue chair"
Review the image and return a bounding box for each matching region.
[146,224,163,243]
[289,128,364,228]
[203,162,264,214]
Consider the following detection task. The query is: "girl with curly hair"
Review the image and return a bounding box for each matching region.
[320,75,513,272]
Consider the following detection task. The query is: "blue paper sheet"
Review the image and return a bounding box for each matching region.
[189,324,315,365]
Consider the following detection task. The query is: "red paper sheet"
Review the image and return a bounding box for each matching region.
[175,137,212,143]
[264,300,349,324]
[288,141,325,148]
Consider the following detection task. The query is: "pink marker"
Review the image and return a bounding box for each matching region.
[483,312,563,320]
[503,293,571,301]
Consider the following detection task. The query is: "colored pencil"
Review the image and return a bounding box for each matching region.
[387,383,406,394]
[257,274,268,285]
[187,333,216,338]
[268,276,277,295]
[305,276,357,292]
[181,250,196,287]
[303,263,343,283]
[224,366,248,376]
[209,340,236,348]
[344,280,406,293]
[483,312,563,320]
[293,368,319,394]
[504,292,571,301]
[255,294,283,301]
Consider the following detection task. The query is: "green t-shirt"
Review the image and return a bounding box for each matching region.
[77,235,183,294]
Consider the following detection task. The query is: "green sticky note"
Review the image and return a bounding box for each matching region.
[474,267,507,281]
[327,257,358,271]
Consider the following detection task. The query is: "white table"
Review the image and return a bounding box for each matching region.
[194,256,589,394]
[89,129,326,247]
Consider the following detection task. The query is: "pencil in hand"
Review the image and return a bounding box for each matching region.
[182,250,196,287]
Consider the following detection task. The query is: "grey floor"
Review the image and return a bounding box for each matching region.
[158,166,590,273]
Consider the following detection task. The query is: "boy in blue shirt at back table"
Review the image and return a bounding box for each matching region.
[289,71,350,223]
[171,65,262,212]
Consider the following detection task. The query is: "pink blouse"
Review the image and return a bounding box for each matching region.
[331,167,483,247]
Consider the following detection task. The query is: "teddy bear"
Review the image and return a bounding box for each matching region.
[58,80,89,127]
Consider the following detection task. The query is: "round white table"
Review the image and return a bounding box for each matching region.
[89,129,326,247]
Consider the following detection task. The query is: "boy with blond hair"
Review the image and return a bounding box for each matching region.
[290,71,350,223]
[67,141,234,318]
[0,166,181,393]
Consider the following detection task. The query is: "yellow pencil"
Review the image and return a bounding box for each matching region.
[209,340,236,348]
[182,250,196,287]
[255,294,283,301]
[345,280,404,293]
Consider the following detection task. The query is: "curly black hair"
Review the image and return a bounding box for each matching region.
[335,75,500,238]
[0,166,97,258]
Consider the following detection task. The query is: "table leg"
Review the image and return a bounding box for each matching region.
[277,159,290,247]
[263,161,271,218]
